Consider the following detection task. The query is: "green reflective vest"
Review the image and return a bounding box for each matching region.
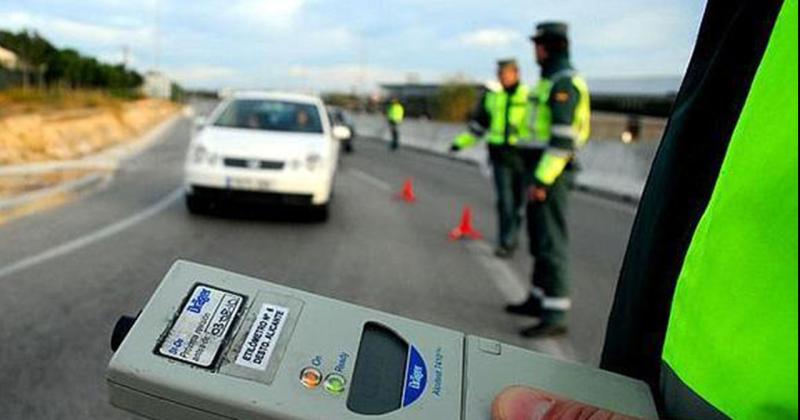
[662,2,797,418]
[484,84,533,146]
[532,72,591,185]
[387,103,404,124]
[601,1,796,418]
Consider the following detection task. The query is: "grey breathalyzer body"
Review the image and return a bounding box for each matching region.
[107,260,657,419]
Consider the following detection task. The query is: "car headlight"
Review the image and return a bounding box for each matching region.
[305,153,323,171]
[191,145,218,166]
[192,145,207,164]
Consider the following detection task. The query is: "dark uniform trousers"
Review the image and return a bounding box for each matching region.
[389,122,400,150]
[526,165,575,321]
[490,146,529,249]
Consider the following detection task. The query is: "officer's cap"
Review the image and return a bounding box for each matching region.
[496,58,519,70]
[530,22,569,43]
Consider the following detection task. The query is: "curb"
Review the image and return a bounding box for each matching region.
[0,112,185,216]
[362,136,483,167]
[0,173,111,212]
[572,183,640,204]
[359,136,642,204]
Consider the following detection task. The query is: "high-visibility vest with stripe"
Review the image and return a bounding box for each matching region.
[484,84,533,146]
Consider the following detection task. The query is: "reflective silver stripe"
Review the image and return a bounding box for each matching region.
[541,297,572,311]
[516,142,546,150]
[544,147,573,158]
[532,288,572,311]
[551,124,578,139]
[468,121,487,135]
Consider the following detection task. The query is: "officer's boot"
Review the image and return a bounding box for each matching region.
[504,294,542,318]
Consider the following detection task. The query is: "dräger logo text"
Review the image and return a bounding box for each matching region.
[187,288,212,314]
[408,364,425,390]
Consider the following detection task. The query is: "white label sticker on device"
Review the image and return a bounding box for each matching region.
[235,303,290,371]
[158,285,244,367]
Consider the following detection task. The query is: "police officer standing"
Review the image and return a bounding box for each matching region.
[505,22,591,338]
[451,59,535,258]
[386,98,405,151]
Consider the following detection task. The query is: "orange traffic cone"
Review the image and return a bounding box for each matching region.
[449,206,483,240]
[396,178,417,202]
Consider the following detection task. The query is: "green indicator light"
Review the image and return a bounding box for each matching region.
[324,373,346,395]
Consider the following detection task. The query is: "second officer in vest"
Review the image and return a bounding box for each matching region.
[506,22,591,337]
[451,59,534,258]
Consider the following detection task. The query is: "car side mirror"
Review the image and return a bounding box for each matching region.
[332,125,352,141]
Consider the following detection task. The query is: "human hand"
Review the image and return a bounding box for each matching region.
[529,186,548,202]
[491,386,640,420]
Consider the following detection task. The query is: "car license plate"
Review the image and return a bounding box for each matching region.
[228,177,271,191]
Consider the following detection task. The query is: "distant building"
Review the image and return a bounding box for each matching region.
[0,46,24,89]
[142,71,173,99]
[0,46,19,70]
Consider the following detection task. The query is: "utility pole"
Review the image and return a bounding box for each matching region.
[358,38,368,109]
[153,0,162,72]
[122,45,131,69]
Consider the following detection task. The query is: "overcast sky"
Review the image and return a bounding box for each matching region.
[1,0,707,92]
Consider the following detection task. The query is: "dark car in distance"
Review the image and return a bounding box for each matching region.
[328,107,356,153]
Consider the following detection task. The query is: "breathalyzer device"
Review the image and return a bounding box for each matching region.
[107,260,657,419]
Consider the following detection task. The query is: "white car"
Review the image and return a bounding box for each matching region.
[183,91,351,220]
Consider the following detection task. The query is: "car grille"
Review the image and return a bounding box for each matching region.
[223,158,285,170]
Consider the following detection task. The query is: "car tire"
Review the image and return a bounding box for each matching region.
[310,203,330,223]
[185,194,208,215]
[344,140,354,153]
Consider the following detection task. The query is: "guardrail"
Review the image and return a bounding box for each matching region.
[592,93,676,118]
[352,113,661,202]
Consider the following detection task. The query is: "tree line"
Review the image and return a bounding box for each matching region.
[0,29,143,92]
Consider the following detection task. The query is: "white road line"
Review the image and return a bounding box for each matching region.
[348,168,392,192]
[0,188,183,280]
[466,240,575,361]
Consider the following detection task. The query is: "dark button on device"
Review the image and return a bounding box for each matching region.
[111,314,139,352]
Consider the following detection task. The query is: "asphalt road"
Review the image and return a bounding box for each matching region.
[0,112,637,419]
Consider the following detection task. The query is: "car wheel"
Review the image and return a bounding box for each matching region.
[185,194,208,215]
[310,203,329,222]
[344,140,354,153]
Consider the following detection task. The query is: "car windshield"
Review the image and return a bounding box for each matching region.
[213,99,323,134]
